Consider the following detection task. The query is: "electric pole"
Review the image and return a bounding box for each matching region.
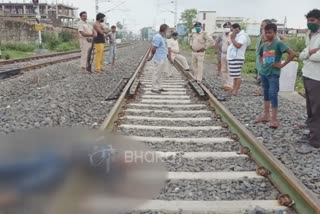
[33,0,42,48]
[174,0,178,28]
[95,0,99,14]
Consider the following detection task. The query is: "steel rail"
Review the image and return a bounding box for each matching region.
[0,43,133,79]
[99,48,150,131]
[0,43,133,66]
[173,59,320,214]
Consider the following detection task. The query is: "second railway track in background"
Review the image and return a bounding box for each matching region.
[94,48,320,214]
[0,43,133,80]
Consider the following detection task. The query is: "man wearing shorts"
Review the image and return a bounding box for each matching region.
[227,23,250,96]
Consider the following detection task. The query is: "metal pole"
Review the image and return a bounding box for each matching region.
[36,4,42,47]
[95,0,99,14]
[174,0,178,28]
[56,0,58,19]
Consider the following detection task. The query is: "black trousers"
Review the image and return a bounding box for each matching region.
[304,77,320,148]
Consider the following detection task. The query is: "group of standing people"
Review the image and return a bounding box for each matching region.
[253,9,320,154]
[78,11,117,73]
[148,9,320,154]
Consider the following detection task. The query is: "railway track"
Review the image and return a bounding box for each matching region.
[0,43,133,80]
[93,48,320,214]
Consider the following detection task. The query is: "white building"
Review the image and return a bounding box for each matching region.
[194,11,262,36]
[215,16,244,33]
[195,11,216,35]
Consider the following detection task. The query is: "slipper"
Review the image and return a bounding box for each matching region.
[270,120,280,129]
[255,117,270,123]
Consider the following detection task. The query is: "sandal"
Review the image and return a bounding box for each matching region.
[270,120,280,129]
[255,117,270,123]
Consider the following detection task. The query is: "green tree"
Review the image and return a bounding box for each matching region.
[240,18,250,31]
[116,21,123,30]
[180,8,198,33]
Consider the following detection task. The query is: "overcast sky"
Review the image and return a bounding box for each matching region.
[28,0,320,33]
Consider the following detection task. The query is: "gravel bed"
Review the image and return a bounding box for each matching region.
[164,157,256,172]
[156,179,279,201]
[182,50,320,199]
[0,42,148,135]
[129,211,295,214]
[144,141,242,152]
[117,128,229,139]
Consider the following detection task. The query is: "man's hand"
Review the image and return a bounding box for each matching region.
[230,33,236,40]
[309,48,320,55]
[147,55,153,61]
[272,62,283,69]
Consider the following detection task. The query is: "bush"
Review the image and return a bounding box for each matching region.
[42,32,61,50]
[58,31,74,43]
[245,50,256,63]
[1,42,37,52]
[242,62,256,74]
[286,37,306,52]
[55,41,80,52]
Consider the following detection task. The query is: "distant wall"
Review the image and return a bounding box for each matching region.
[0,17,78,43]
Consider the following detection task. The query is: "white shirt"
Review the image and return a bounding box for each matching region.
[300,30,320,81]
[227,30,249,60]
[167,38,180,59]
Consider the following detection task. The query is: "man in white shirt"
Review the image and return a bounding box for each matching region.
[297,9,320,154]
[78,11,95,73]
[108,25,117,67]
[227,23,250,96]
[167,32,190,71]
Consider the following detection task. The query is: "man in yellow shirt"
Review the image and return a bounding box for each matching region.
[190,22,215,83]
[167,32,190,71]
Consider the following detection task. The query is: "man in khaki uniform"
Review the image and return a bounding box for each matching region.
[78,11,95,73]
[190,22,215,83]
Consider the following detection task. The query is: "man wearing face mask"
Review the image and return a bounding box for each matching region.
[297,9,320,154]
[190,22,215,83]
[215,22,233,91]
[167,32,190,71]
[93,13,107,73]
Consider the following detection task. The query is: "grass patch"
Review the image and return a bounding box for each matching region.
[1,50,34,59]
[43,31,79,52]
[1,42,37,52]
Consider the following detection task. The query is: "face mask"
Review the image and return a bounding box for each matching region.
[195,27,201,33]
[224,28,230,33]
[308,23,320,32]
